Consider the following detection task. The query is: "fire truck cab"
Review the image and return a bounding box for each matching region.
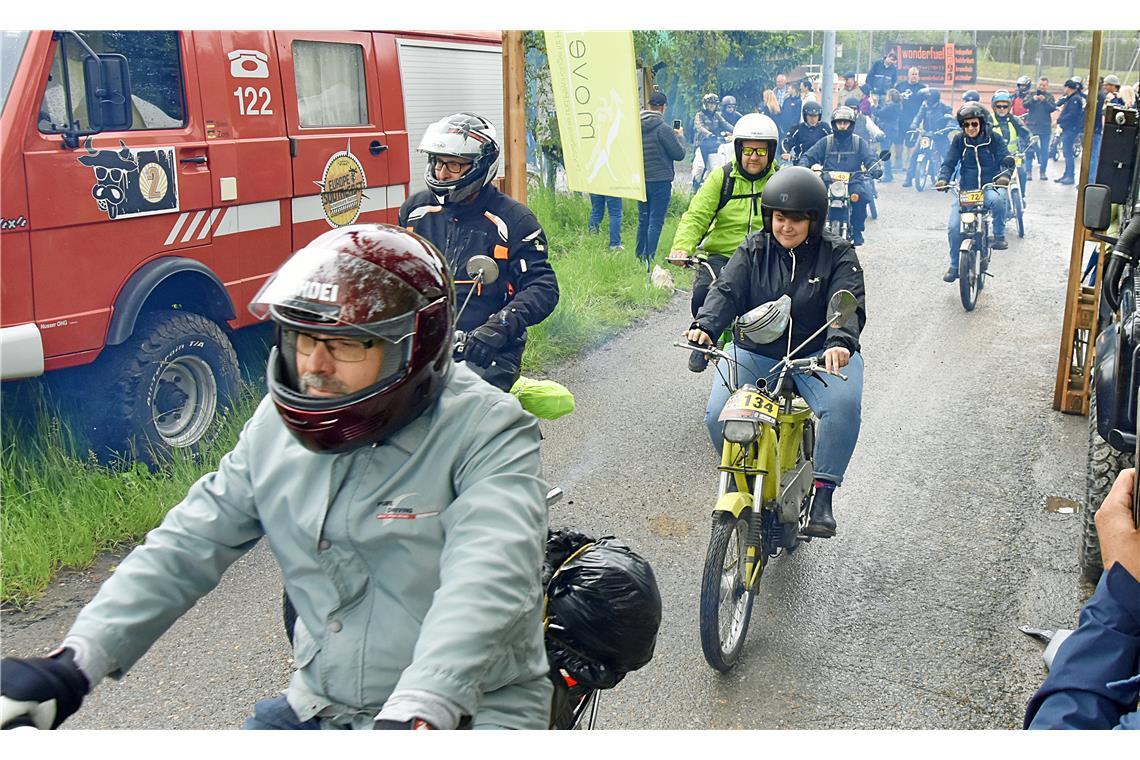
[0,29,503,459]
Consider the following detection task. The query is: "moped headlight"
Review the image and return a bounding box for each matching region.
[960,212,976,224]
[723,419,759,444]
[829,182,846,198]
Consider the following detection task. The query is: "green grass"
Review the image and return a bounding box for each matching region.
[0,186,694,606]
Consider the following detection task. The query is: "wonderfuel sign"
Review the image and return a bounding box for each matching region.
[893,43,977,87]
[545,31,646,201]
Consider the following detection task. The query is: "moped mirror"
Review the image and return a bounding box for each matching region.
[1081,184,1112,232]
[878,149,891,161]
[827,290,859,327]
[465,255,499,285]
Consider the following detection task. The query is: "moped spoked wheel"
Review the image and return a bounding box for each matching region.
[958,244,981,311]
[699,510,757,672]
[1012,186,1025,238]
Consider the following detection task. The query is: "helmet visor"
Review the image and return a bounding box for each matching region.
[250,248,430,342]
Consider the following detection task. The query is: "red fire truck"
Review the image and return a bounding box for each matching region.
[0,29,504,458]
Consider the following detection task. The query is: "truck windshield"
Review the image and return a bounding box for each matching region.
[0,31,30,117]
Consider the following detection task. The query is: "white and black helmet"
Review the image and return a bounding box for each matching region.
[417,113,501,204]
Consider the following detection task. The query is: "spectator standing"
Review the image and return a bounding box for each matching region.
[1023,77,1057,180]
[637,91,686,268]
[801,79,819,104]
[1054,77,1086,185]
[777,86,804,140]
[839,71,865,104]
[588,194,623,250]
[774,73,793,109]
[758,89,783,142]
[874,89,903,182]
[865,50,899,97]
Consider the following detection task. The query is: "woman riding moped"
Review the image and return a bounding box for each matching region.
[682,167,866,538]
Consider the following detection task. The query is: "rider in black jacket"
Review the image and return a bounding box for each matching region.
[684,167,866,538]
[399,113,559,392]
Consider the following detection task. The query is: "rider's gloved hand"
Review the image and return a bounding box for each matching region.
[374,718,436,730]
[1,648,90,729]
[869,168,883,180]
[995,176,1011,186]
[820,171,831,184]
[935,179,948,189]
[465,307,525,368]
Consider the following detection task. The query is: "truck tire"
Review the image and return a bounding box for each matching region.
[1083,385,1124,584]
[90,310,240,464]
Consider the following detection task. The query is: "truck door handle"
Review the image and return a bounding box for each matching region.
[180,156,208,164]
[369,140,388,156]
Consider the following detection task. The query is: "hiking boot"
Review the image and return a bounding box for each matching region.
[943,267,959,282]
[992,236,1008,250]
[1055,175,1075,185]
[804,488,836,538]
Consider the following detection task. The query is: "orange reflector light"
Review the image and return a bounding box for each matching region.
[850,193,860,202]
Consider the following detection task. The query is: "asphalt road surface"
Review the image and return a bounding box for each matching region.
[3,166,1095,730]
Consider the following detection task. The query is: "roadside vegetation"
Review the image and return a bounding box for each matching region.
[0,185,693,606]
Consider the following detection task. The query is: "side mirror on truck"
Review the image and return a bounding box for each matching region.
[83,54,133,133]
[1081,184,1113,233]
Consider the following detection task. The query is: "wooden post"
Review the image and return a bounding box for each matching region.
[1052,30,1104,414]
[502,30,527,205]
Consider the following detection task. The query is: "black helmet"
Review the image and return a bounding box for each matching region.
[1065,77,1083,91]
[963,89,980,102]
[802,100,823,119]
[760,166,829,237]
[925,87,942,104]
[956,102,989,132]
[830,105,857,131]
[252,225,454,453]
[843,95,861,109]
[721,95,737,107]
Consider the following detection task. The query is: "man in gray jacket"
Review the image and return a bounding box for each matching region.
[0,225,552,730]
[637,91,686,268]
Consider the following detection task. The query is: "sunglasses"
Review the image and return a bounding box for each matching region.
[286,331,376,362]
[740,146,768,157]
[93,166,126,182]
[963,120,981,129]
[994,104,1010,109]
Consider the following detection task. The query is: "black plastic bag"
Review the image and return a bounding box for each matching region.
[544,529,662,690]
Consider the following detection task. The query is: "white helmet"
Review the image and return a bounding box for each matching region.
[737,294,791,344]
[732,112,779,142]
[417,113,501,204]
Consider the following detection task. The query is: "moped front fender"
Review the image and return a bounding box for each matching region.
[713,491,753,519]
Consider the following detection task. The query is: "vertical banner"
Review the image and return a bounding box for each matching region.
[545,31,645,201]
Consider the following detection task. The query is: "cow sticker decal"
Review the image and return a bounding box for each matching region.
[77,138,179,220]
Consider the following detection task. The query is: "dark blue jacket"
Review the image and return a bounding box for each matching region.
[777,94,803,136]
[937,126,1011,190]
[1025,563,1140,730]
[1024,90,1057,134]
[640,109,686,182]
[1057,92,1086,132]
[785,120,830,160]
[797,130,880,178]
[911,100,954,132]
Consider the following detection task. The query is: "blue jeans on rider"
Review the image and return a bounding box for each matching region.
[243,695,323,730]
[588,194,623,247]
[703,345,864,486]
[847,179,871,235]
[636,180,672,262]
[946,187,1006,269]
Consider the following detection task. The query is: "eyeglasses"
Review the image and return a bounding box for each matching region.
[431,156,473,174]
[287,330,376,362]
[740,146,768,157]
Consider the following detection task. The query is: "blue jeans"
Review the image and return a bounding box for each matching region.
[243,696,323,730]
[636,181,672,261]
[703,345,864,486]
[1028,131,1050,176]
[1090,130,1103,181]
[946,187,1006,268]
[1061,128,1080,178]
[589,194,622,247]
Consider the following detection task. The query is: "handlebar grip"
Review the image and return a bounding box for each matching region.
[688,347,710,373]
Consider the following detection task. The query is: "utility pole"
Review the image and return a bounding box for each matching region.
[501,30,527,204]
[1036,30,1044,81]
[822,30,836,117]
[1019,31,1026,77]
[856,32,862,79]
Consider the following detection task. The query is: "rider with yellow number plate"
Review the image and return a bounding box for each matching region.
[682,167,867,538]
[935,102,1012,282]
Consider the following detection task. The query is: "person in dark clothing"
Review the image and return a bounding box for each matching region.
[904,87,953,187]
[720,95,742,127]
[865,50,898,96]
[694,93,734,178]
[638,91,686,267]
[399,113,559,392]
[874,89,904,182]
[683,166,866,538]
[1024,77,1056,180]
[797,106,883,247]
[898,67,926,173]
[935,102,1012,281]
[777,88,804,138]
[782,100,831,162]
[1025,468,1140,730]
[1055,78,1086,184]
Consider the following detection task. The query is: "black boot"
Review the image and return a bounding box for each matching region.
[804,486,837,538]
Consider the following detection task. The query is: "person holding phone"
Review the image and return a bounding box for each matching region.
[637,91,686,268]
[1025,469,1140,730]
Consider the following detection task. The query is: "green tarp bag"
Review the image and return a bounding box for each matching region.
[510,376,575,420]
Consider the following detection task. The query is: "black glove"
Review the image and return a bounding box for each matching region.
[1,648,90,729]
[464,308,526,368]
[869,168,883,180]
[820,171,832,184]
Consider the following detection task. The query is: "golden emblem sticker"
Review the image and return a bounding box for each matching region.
[317,147,367,227]
[138,163,170,204]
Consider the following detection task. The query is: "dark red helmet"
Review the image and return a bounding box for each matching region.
[250,224,454,453]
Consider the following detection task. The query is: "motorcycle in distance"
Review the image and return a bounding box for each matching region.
[907,125,958,192]
[673,290,860,672]
[809,150,892,243]
[936,157,1018,311]
[1049,123,1082,164]
[1005,136,1038,239]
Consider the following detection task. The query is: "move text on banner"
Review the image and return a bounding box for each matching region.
[545,31,645,201]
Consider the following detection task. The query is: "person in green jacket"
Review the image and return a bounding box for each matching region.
[669,112,781,317]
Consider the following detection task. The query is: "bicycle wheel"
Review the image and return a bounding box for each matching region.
[915,157,928,192]
[1012,187,1025,238]
[699,510,757,672]
[959,243,980,311]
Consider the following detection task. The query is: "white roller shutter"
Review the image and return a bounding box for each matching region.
[397,39,504,195]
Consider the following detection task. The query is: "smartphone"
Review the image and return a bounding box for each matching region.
[673,119,682,130]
